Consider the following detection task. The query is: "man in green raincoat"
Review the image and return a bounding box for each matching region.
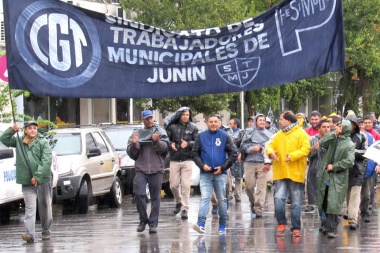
[317,119,355,238]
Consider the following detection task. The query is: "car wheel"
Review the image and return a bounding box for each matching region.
[108,177,123,208]
[75,180,90,214]
[0,206,11,224]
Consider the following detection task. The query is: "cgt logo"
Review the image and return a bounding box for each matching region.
[15,1,101,88]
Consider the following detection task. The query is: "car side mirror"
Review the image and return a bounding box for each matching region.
[87,147,101,158]
[0,148,14,160]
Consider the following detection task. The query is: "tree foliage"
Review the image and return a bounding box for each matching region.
[339,0,380,115]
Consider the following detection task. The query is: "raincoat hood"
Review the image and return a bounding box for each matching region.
[163,106,193,128]
[344,115,359,134]
[253,113,265,129]
[341,119,353,136]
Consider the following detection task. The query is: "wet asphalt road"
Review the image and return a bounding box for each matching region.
[1,187,380,253]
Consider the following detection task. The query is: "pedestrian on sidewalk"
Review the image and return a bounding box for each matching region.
[0,121,52,243]
[192,114,238,234]
[266,110,310,238]
[127,110,170,234]
[165,107,198,220]
[240,114,273,218]
[317,120,355,238]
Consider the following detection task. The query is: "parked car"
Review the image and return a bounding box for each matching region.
[52,127,122,214]
[101,123,200,198]
[101,123,143,195]
[0,123,22,223]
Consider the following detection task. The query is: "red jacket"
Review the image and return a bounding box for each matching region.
[305,126,319,136]
[366,128,380,141]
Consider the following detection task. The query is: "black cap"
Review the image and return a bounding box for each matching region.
[24,121,38,128]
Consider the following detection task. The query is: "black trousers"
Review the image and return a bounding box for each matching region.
[134,171,163,227]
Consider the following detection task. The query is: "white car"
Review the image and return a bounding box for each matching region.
[53,127,122,214]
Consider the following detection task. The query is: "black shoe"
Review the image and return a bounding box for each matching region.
[303,206,315,213]
[319,222,326,232]
[149,226,157,234]
[349,222,358,230]
[181,210,188,220]
[137,221,148,232]
[343,214,348,220]
[173,203,182,214]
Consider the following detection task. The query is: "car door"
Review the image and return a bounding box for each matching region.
[89,132,114,193]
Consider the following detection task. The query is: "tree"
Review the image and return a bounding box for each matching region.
[338,0,380,116]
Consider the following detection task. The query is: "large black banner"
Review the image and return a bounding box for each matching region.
[3,0,345,98]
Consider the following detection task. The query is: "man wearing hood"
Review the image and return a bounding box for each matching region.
[266,110,310,238]
[344,114,368,229]
[317,120,355,238]
[166,107,199,219]
[241,114,273,218]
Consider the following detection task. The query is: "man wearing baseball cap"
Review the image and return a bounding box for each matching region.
[127,110,170,234]
[0,121,52,243]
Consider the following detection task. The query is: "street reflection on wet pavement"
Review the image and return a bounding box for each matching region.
[1,187,380,252]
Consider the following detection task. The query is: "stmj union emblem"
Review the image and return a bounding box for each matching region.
[216,57,261,87]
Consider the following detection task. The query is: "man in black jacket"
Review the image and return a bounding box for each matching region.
[344,113,368,229]
[166,107,199,219]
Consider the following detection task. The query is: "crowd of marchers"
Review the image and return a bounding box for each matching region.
[5,106,380,244]
[127,108,380,240]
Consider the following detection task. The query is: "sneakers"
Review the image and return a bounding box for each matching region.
[21,234,34,243]
[218,224,226,234]
[137,221,148,232]
[362,214,370,223]
[193,221,205,234]
[327,230,337,238]
[41,234,51,240]
[342,214,348,220]
[149,226,157,234]
[181,210,188,220]
[173,203,182,214]
[212,205,218,215]
[292,229,301,237]
[276,224,286,237]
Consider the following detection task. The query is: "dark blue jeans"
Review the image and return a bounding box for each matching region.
[274,179,304,231]
[133,171,163,227]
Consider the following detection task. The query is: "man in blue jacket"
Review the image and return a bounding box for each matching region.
[192,115,238,234]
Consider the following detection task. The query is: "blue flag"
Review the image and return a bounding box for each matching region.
[3,0,345,98]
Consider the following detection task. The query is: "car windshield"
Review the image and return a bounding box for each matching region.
[53,133,81,155]
[103,128,134,151]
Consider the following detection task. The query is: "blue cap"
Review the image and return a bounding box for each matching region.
[142,110,153,119]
